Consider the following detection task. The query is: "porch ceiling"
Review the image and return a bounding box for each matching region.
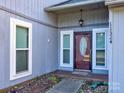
[45,0,105,13]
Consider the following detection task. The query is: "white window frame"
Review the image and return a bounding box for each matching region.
[92,28,108,70]
[10,18,32,80]
[60,31,74,68]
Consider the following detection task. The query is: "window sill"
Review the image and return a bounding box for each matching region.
[10,71,32,81]
[93,67,108,71]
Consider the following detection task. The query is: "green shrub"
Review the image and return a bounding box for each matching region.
[48,75,60,84]
[79,89,84,93]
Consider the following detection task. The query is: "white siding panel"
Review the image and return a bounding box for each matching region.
[118,10,124,93]
[112,9,119,93]
[110,7,124,93]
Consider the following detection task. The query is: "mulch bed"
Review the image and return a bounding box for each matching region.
[1,72,62,93]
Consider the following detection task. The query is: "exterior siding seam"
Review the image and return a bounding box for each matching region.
[0,5,57,29]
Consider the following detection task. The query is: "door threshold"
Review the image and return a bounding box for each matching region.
[74,69,91,72]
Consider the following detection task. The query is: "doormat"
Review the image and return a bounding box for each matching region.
[72,71,89,76]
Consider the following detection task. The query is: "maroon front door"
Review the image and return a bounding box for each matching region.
[74,32,91,70]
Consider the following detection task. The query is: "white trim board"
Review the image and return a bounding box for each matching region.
[60,30,74,68]
[10,18,32,80]
[92,28,109,70]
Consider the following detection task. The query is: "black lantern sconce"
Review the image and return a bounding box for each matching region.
[79,9,84,27]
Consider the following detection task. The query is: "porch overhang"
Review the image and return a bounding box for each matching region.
[105,0,124,7]
[45,0,105,12]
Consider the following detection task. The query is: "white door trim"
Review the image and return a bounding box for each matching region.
[92,28,108,70]
[60,30,74,68]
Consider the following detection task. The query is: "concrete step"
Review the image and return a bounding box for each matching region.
[46,78,83,93]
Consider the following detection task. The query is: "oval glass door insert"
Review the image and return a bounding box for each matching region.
[80,37,87,56]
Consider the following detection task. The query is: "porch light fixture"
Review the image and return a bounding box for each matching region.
[79,9,84,27]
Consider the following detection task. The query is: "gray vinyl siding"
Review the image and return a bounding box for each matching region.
[0,0,57,26]
[58,8,108,29]
[44,0,68,7]
[0,0,59,89]
[58,7,109,73]
[0,9,58,89]
[0,16,4,88]
[109,7,124,93]
[0,0,110,89]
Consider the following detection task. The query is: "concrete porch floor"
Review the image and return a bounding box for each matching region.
[54,70,108,82]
